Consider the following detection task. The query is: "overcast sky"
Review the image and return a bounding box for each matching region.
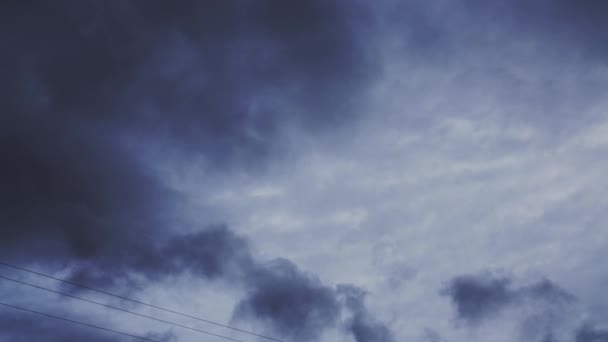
[2,1,608,341]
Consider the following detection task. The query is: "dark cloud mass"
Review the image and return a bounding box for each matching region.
[66,225,256,288]
[442,273,608,342]
[233,259,341,341]
[464,0,608,60]
[443,273,575,325]
[442,274,514,324]
[338,285,396,342]
[0,115,170,265]
[232,265,396,342]
[1,0,376,163]
[5,0,607,341]
[0,0,375,279]
[0,0,384,340]
[576,324,608,342]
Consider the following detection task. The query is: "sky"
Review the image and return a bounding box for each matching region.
[1,1,608,341]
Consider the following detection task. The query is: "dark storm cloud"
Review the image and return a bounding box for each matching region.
[67,225,256,288]
[376,0,608,64]
[0,117,261,291]
[443,273,608,341]
[2,221,395,341]
[0,2,384,340]
[338,285,396,342]
[1,0,377,277]
[0,115,170,264]
[232,263,397,342]
[442,273,575,324]
[463,0,608,61]
[347,313,395,342]
[1,0,377,164]
[442,273,514,324]
[232,259,341,342]
[576,323,608,342]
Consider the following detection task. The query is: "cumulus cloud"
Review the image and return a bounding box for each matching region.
[443,272,574,325]
[232,263,397,342]
[67,225,256,288]
[0,1,392,340]
[442,272,608,342]
[233,259,341,342]
[338,285,396,342]
[576,323,608,342]
[1,0,378,284]
[2,0,377,163]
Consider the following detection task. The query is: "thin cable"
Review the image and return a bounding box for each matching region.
[0,275,243,342]
[0,261,282,342]
[0,302,159,341]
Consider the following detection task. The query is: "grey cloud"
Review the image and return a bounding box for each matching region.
[374,0,608,141]
[541,333,559,342]
[6,1,607,341]
[1,97,266,290]
[1,0,378,283]
[233,259,341,342]
[347,314,395,342]
[576,324,608,342]
[338,285,396,342]
[232,266,397,342]
[382,0,608,62]
[1,0,377,165]
[143,330,178,342]
[0,1,383,335]
[66,225,255,288]
[0,115,171,266]
[441,273,608,342]
[423,329,445,342]
[523,279,577,304]
[441,273,514,324]
[2,220,395,341]
[463,0,608,61]
[442,273,575,325]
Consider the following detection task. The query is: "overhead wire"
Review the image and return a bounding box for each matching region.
[0,302,160,342]
[0,274,243,342]
[0,261,282,342]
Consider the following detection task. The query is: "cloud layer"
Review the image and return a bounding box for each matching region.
[2,1,608,341]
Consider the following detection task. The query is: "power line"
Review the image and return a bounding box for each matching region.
[0,261,282,342]
[0,275,243,342]
[0,301,160,341]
